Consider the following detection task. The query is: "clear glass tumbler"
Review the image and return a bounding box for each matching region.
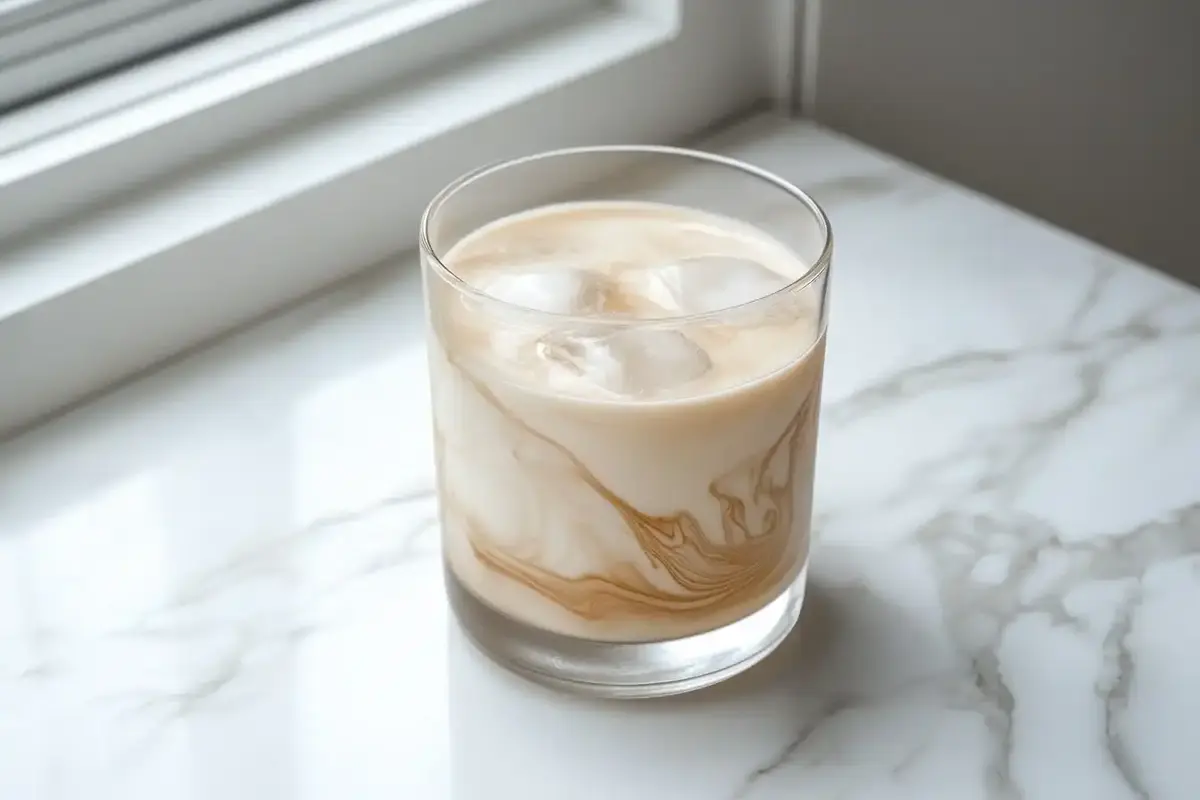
[420,146,831,698]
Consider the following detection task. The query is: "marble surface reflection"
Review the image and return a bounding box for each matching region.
[2,115,1198,799]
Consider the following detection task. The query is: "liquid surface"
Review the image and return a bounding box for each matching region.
[441,201,819,402]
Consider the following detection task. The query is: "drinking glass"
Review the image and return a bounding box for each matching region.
[420,146,832,698]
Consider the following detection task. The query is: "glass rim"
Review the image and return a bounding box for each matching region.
[418,144,833,325]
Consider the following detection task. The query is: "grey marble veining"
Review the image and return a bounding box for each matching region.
[1,114,1197,799]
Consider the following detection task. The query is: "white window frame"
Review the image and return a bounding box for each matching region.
[0,0,796,437]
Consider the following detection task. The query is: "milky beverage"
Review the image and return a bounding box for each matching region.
[428,200,825,643]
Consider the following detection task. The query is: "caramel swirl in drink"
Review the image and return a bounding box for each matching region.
[427,200,825,643]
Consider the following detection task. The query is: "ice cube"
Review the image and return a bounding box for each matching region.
[476,266,611,315]
[624,256,790,314]
[537,327,711,397]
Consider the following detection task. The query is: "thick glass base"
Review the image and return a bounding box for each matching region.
[446,565,808,699]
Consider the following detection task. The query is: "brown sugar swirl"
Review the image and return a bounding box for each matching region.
[459,373,818,626]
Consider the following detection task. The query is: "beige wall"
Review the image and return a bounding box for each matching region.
[801,0,1199,283]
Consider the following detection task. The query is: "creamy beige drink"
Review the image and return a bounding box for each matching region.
[427,200,825,643]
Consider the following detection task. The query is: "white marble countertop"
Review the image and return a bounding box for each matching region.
[2,114,1198,800]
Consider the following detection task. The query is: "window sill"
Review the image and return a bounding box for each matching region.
[0,0,781,438]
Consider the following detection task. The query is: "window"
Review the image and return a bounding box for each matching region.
[0,0,316,113]
[0,0,791,437]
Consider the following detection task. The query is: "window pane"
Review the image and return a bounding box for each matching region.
[0,0,318,113]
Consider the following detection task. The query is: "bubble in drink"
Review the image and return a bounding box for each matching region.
[477,265,611,314]
[626,256,790,314]
[536,328,712,397]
